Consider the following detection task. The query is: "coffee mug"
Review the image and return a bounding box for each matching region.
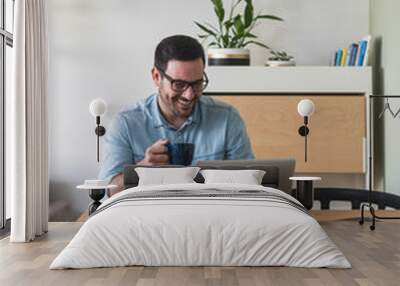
[166,143,195,166]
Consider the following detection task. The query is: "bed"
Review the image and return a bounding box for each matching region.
[50,160,350,269]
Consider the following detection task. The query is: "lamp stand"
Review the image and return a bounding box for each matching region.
[88,189,105,215]
[298,116,310,162]
[94,116,106,162]
[359,95,400,230]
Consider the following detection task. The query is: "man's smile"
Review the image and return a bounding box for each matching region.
[176,98,195,109]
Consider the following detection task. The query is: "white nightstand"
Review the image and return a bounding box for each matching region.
[289,177,321,210]
[77,183,117,215]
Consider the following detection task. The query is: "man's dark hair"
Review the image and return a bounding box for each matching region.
[154,35,205,72]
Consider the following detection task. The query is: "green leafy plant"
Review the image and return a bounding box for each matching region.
[268,50,293,61]
[195,0,283,49]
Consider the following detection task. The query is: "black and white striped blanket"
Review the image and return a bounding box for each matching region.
[91,188,309,217]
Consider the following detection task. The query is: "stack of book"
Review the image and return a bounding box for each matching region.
[333,35,371,66]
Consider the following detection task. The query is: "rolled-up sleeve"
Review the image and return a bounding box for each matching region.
[98,114,134,183]
[225,107,254,160]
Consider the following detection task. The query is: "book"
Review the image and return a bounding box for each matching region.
[335,49,342,66]
[346,45,352,66]
[357,35,371,66]
[357,41,366,66]
[349,43,358,66]
[354,42,361,66]
[361,35,371,66]
[332,35,371,67]
[341,48,347,66]
[334,51,339,66]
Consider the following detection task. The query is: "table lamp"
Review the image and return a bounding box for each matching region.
[297,99,315,162]
[89,98,107,162]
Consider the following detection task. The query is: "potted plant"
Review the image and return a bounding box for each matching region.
[266,50,295,67]
[195,0,283,66]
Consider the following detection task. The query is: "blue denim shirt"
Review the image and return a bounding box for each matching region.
[98,93,254,182]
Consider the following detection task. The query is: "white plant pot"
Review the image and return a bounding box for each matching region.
[265,60,296,67]
[208,48,250,66]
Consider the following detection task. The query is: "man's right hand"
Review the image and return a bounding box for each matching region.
[109,139,169,197]
[137,138,170,165]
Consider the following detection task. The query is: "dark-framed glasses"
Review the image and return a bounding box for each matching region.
[158,68,209,93]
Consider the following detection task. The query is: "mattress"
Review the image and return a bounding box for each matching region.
[50,183,351,269]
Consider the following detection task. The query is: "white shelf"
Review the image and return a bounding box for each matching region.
[205,66,372,94]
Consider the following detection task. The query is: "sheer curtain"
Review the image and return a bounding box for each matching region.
[9,0,49,242]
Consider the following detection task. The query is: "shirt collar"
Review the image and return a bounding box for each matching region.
[151,94,166,128]
[151,94,200,129]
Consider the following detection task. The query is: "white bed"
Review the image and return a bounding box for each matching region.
[50,183,350,269]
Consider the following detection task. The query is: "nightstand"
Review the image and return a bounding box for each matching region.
[77,183,117,215]
[289,177,321,210]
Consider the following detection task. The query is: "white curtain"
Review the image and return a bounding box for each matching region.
[10,0,49,242]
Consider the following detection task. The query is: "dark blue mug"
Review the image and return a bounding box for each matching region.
[166,143,195,166]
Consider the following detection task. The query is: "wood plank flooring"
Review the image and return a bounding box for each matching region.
[1,219,400,286]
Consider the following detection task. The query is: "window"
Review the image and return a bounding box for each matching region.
[0,0,14,230]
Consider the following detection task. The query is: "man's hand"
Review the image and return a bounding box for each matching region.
[137,139,169,165]
[108,173,124,197]
[108,139,169,197]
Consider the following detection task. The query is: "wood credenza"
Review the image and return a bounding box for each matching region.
[211,95,365,173]
[205,66,372,178]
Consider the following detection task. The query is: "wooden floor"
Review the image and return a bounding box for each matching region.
[1,214,400,286]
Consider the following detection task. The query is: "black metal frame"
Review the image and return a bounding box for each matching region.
[293,180,315,210]
[298,116,310,162]
[1,0,14,231]
[88,189,105,215]
[314,187,400,210]
[158,68,209,93]
[94,116,106,162]
[359,95,400,230]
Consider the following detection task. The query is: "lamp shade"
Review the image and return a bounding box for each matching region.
[297,99,315,117]
[89,98,107,117]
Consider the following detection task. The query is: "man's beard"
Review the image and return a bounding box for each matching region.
[160,90,197,118]
[173,96,196,115]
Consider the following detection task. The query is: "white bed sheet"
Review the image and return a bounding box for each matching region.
[50,183,350,269]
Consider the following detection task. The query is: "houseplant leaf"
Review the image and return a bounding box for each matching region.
[195,0,283,49]
[204,22,219,34]
[233,15,245,37]
[196,0,284,64]
[244,0,254,28]
[208,41,219,47]
[194,21,217,36]
[224,19,234,31]
[211,0,225,23]
[256,14,284,21]
[243,40,269,49]
[244,32,257,38]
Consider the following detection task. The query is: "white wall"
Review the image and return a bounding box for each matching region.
[370,0,400,195]
[48,0,369,216]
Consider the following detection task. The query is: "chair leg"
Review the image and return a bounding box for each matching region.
[359,203,367,225]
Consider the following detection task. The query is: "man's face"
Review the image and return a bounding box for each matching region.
[153,58,205,119]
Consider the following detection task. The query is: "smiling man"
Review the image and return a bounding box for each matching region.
[99,35,254,196]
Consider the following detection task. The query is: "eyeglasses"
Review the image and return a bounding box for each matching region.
[157,68,209,93]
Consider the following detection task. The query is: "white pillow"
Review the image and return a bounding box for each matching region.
[200,169,266,185]
[135,167,201,186]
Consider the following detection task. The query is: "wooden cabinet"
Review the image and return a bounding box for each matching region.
[212,95,366,173]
